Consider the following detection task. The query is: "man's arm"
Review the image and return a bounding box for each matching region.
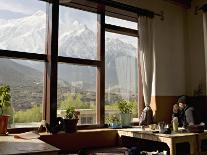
[185,107,195,125]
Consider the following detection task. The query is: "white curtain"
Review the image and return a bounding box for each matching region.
[138,16,154,107]
[203,11,207,95]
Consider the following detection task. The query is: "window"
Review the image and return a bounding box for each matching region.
[0,0,46,128]
[0,0,139,129]
[59,6,97,60]
[105,32,138,120]
[0,58,44,128]
[57,64,97,125]
[0,0,46,54]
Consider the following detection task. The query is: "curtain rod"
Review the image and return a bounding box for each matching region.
[195,4,207,14]
[199,4,207,12]
[87,0,164,20]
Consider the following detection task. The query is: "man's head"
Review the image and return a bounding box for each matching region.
[178,95,188,110]
[173,104,179,113]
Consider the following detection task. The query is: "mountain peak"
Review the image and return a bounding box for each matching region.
[72,20,81,26]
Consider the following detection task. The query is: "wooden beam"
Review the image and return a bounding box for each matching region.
[58,56,102,67]
[44,0,59,128]
[105,24,138,37]
[0,50,47,61]
[96,4,105,126]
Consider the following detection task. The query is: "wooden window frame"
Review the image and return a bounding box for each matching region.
[1,0,141,131]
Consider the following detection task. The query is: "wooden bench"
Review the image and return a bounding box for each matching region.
[39,129,121,154]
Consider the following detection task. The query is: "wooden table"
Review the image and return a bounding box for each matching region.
[197,131,207,155]
[0,135,60,155]
[118,128,198,155]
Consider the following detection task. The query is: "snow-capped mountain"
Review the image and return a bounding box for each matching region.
[0,11,46,53]
[0,10,137,91]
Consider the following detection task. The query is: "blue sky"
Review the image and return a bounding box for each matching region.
[0,0,137,46]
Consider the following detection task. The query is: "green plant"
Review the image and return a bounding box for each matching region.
[0,85,11,115]
[65,106,80,119]
[106,114,120,124]
[118,99,133,114]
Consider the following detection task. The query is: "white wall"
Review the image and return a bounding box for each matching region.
[116,0,187,96]
[186,0,206,96]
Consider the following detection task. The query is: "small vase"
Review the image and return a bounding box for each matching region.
[120,113,132,128]
[64,118,78,133]
[0,115,9,135]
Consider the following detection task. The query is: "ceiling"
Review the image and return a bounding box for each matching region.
[164,0,192,8]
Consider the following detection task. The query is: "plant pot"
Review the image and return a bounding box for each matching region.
[0,115,9,135]
[110,123,120,129]
[120,113,132,128]
[64,118,78,133]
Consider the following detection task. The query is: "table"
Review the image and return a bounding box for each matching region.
[118,128,198,155]
[0,135,60,155]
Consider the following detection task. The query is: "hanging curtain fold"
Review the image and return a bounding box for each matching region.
[203,8,207,95]
[138,16,154,125]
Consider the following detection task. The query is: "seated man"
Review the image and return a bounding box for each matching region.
[178,95,200,127]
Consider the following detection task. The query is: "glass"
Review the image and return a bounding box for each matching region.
[0,58,44,128]
[106,16,137,30]
[59,6,97,60]
[58,63,97,125]
[0,0,46,54]
[105,32,138,120]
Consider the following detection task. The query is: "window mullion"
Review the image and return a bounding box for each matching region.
[96,6,105,126]
[44,0,59,128]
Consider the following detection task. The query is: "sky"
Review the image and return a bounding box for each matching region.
[0,0,137,46]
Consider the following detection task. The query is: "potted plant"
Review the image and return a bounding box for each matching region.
[118,99,133,128]
[0,84,11,135]
[106,114,120,128]
[64,106,80,133]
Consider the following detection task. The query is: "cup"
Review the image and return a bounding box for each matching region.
[158,122,165,133]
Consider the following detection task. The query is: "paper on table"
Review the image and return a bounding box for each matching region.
[14,131,40,140]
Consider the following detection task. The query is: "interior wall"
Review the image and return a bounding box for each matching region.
[186,0,206,96]
[115,0,187,122]
[116,0,186,96]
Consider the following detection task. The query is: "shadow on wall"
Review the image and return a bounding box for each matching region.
[151,96,177,123]
[151,95,207,125]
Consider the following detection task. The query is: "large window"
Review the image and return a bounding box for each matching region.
[105,32,138,120]
[0,0,139,129]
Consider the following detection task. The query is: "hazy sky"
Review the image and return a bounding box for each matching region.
[0,0,137,46]
[0,0,45,15]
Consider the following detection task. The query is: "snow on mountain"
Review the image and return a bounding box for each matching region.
[0,10,46,53]
[0,10,138,92]
[59,24,96,59]
[0,10,136,58]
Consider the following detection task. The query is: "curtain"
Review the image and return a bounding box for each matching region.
[203,11,207,94]
[138,16,154,107]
